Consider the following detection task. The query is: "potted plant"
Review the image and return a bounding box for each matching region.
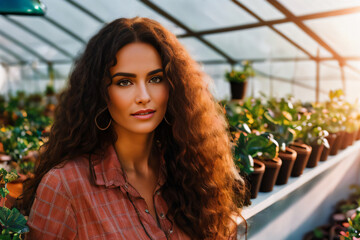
[225,61,255,100]
[323,90,347,155]
[295,112,329,169]
[254,132,282,193]
[263,97,298,185]
[232,124,265,200]
[0,168,29,239]
[340,207,360,240]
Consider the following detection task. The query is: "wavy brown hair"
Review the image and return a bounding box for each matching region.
[21,17,246,239]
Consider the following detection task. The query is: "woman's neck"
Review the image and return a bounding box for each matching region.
[113,128,157,176]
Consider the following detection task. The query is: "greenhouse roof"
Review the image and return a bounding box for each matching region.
[0,0,360,99]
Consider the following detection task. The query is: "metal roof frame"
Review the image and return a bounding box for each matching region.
[0,0,360,97]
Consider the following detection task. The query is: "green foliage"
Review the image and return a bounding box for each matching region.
[263,97,298,151]
[340,208,360,240]
[0,125,42,162]
[313,228,324,239]
[225,61,255,83]
[223,98,266,132]
[45,84,55,96]
[0,168,28,238]
[233,125,279,175]
[0,208,28,235]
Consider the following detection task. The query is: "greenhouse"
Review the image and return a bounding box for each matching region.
[1,0,360,239]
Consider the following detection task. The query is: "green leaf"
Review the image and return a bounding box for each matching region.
[0,188,9,198]
[0,207,29,234]
[313,228,323,238]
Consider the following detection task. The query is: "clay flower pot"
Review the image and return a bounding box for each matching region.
[276,147,297,185]
[306,143,324,168]
[356,128,360,141]
[330,131,345,155]
[230,81,248,100]
[340,131,354,149]
[248,159,265,199]
[289,142,312,177]
[320,133,337,161]
[259,157,282,192]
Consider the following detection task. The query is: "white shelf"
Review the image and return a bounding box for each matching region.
[242,140,360,220]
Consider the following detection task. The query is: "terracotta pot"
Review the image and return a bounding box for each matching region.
[340,131,354,149]
[276,147,297,185]
[259,157,282,192]
[320,133,337,161]
[248,159,265,199]
[356,128,360,141]
[347,131,356,146]
[330,131,345,155]
[307,143,324,168]
[230,81,248,100]
[289,142,312,177]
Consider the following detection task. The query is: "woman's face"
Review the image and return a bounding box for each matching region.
[107,42,169,135]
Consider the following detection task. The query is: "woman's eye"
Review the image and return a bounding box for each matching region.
[149,76,163,83]
[116,79,132,87]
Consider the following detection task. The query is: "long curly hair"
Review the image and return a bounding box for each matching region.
[21,17,246,239]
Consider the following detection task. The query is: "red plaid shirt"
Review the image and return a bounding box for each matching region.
[26,145,190,240]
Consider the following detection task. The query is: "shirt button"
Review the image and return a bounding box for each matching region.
[160,213,165,218]
[145,209,150,214]
[169,229,173,234]
[124,183,128,189]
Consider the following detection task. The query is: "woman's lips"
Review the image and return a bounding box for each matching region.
[131,111,156,120]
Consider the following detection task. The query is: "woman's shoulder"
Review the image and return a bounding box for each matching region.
[38,155,91,198]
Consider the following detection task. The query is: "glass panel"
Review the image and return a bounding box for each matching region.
[202,64,232,100]
[8,15,84,58]
[178,38,224,61]
[72,0,186,35]
[0,16,71,61]
[305,14,360,56]
[42,0,103,41]
[320,60,341,81]
[204,27,307,60]
[278,0,360,16]
[0,34,36,61]
[238,0,285,20]
[253,60,316,81]
[343,62,360,81]
[274,22,332,57]
[152,0,258,31]
[0,49,18,63]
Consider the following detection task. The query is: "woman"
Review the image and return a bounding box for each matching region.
[22,17,246,239]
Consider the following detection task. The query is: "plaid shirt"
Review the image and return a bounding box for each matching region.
[26,145,190,240]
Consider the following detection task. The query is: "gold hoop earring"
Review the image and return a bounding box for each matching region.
[164,115,172,125]
[95,107,112,131]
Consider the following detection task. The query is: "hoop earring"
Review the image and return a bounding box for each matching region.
[164,115,172,126]
[95,107,112,131]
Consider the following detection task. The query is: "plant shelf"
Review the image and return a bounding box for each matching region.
[242,140,360,219]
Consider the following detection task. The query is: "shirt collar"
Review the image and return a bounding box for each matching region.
[91,144,166,189]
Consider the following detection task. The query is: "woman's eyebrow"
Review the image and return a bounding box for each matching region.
[111,68,163,79]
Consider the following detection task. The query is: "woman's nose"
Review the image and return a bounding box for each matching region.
[135,82,151,104]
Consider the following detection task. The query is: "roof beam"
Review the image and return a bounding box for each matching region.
[267,0,360,76]
[267,0,343,62]
[230,0,315,60]
[0,29,47,62]
[139,0,236,64]
[0,44,24,62]
[4,16,74,59]
[65,0,106,24]
[199,56,360,65]
[43,16,86,44]
[178,6,360,37]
